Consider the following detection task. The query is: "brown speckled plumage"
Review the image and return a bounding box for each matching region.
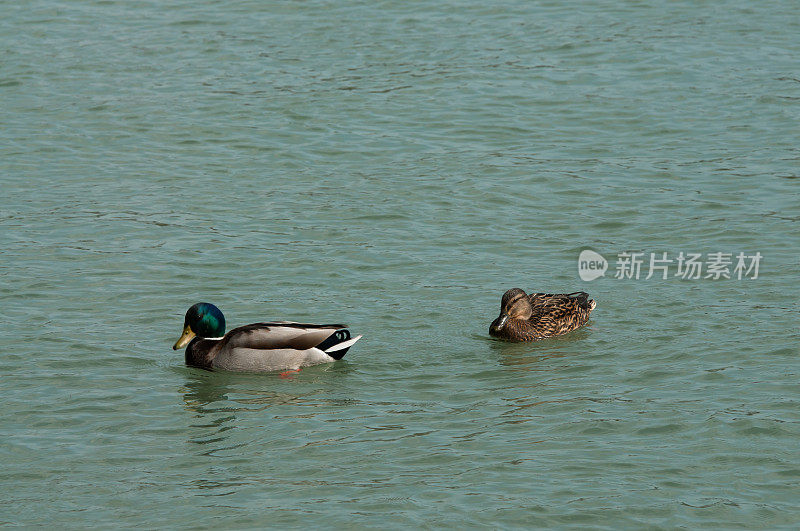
[489,288,596,342]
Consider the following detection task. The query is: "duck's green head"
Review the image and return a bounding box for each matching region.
[172,302,226,350]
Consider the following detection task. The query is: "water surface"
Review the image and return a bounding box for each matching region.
[2,0,799,527]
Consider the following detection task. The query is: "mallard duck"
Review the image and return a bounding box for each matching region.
[172,302,362,372]
[489,288,596,342]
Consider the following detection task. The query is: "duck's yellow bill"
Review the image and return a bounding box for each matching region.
[173,325,195,350]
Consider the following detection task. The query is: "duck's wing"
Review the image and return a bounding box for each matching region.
[223,322,348,351]
[526,292,594,336]
[528,292,593,312]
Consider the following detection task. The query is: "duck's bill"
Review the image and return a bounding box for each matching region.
[491,314,508,331]
[173,325,196,350]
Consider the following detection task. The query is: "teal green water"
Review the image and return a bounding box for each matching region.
[2,0,799,527]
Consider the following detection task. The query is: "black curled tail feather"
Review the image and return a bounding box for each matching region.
[315,329,352,360]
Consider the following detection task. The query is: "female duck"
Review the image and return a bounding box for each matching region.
[489,288,596,342]
[173,302,362,372]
